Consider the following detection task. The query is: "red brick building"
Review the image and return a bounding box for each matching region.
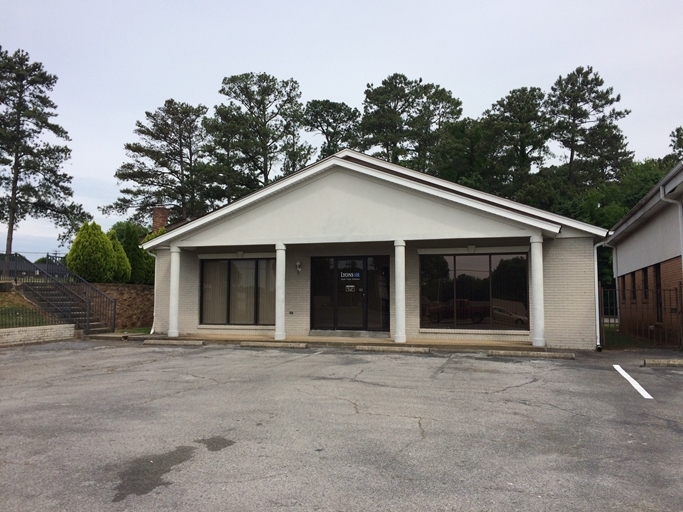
[606,162,683,344]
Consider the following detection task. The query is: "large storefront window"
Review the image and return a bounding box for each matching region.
[201,259,275,325]
[420,253,528,330]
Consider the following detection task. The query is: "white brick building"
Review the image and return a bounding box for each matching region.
[143,150,608,349]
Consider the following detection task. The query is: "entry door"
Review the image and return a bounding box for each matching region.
[336,258,365,330]
[311,256,390,332]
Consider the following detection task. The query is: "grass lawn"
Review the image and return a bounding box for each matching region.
[0,291,54,328]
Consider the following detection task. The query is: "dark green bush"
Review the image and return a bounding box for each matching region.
[66,222,116,283]
[108,230,132,283]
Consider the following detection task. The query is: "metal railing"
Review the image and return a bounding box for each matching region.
[43,254,116,333]
[0,306,58,329]
[1,253,116,334]
[600,285,683,349]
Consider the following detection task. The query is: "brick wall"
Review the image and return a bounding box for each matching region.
[543,237,597,349]
[618,256,682,340]
[661,256,683,290]
[0,324,75,346]
[177,250,199,333]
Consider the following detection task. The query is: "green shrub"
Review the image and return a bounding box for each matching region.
[121,223,156,285]
[66,222,116,283]
[108,230,132,283]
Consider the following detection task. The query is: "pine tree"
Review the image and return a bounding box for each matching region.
[101,99,209,224]
[0,46,90,275]
[544,66,632,185]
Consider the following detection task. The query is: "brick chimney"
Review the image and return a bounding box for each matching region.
[152,206,170,231]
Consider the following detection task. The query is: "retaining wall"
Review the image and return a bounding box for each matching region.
[0,324,75,347]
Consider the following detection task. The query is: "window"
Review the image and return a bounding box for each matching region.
[420,253,528,330]
[642,268,649,301]
[201,259,275,325]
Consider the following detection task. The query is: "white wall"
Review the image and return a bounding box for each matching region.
[178,168,538,247]
[614,204,681,276]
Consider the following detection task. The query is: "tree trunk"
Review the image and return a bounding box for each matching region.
[3,152,20,278]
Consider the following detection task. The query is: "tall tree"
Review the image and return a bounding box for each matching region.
[432,118,500,193]
[216,72,310,185]
[202,104,258,205]
[670,126,683,161]
[101,99,210,224]
[360,74,462,172]
[482,87,550,197]
[360,73,422,164]
[405,82,462,173]
[544,66,632,185]
[303,99,360,159]
[280,119,314,176]
[0,47,90,274]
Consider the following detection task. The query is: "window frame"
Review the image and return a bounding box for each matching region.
[419,252,529,331]
[200,258,276,326]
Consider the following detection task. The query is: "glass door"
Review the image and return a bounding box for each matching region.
[336,258,365,329]
[311,256,390,331]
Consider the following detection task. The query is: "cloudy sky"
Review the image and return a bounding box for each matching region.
[2,0,682,256]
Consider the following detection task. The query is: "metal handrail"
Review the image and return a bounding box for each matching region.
[2,253,116,334]
[6,257,80,327]
[43,254,117,332]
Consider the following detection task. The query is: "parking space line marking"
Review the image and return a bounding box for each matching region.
[613,365,653,399]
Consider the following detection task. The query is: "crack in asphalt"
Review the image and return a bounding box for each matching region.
[139,385,209,405]
[488,376,539,394]
[262,352,319,369]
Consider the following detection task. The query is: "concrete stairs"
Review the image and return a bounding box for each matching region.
[18,282,111,334]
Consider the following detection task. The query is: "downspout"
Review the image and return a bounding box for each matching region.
[594,240,611,352]
[659,186,683,281]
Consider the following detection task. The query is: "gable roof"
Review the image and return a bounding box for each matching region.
[143,149,608,250]
[606,160,683,245]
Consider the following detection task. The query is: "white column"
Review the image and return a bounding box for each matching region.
[530,235,545,347]
[274,243,286,341]
[394,240,407,343]
[168,246,181,338]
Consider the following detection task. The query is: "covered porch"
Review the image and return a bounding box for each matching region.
[163,236,544,347]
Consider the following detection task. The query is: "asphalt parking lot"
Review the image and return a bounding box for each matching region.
[1,341,682,511]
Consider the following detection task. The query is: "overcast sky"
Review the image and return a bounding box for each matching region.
[2,0,682,256]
